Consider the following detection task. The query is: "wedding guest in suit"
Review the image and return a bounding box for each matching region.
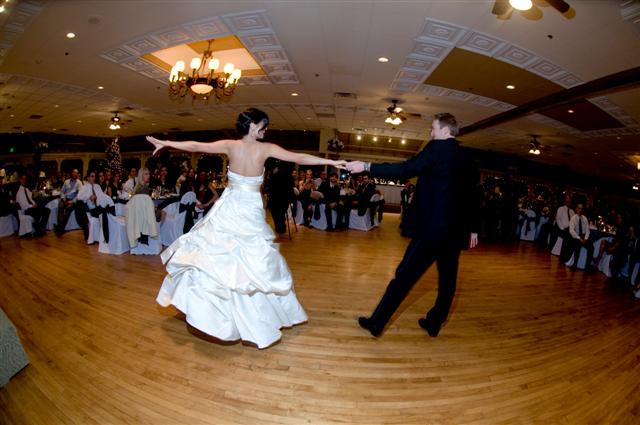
[123,167,138,194]
[17,174,50,235]
[320,172,342,231]
[55,168,83,235]
[353,172,377,226]
[347,112,480,338]
[76,170,104,240]
[554,196,574,261]
[567,204,594,271]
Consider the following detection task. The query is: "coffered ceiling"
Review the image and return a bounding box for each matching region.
[0,0,639,183]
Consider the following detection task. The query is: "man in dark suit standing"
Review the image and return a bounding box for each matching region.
[346,113,480,337]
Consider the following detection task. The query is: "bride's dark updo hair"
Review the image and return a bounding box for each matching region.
[236,108,269,136]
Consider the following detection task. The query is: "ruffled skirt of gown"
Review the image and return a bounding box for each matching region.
[156,171,307,349]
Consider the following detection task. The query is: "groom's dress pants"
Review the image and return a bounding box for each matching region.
[369,236,461,329]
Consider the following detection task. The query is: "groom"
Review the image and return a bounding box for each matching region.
[346,112,480,337]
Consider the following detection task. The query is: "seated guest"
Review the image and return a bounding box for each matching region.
[0,173,19,222]
[16,174,50,235]
[594,213,628,280]
[175,168,188,193]
[627,225,639,290]
[107,172,122,199]
[320,172,343,231]
[568,204,594,271]
[353,172,377,226]
[123,167,138,194]
[133,168,152,195]
[55,168,83,235]
[76,170,104,240]
[97,171,107,192]
[198,181,220,215]
[299,180,314,227]
[151,165,172,192]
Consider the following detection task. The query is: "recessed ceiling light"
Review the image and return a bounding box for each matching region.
[9,114,14,118]
[66,32,76,39]
[54,104,59,108]
[401,139,406,144]
[97,86,104,90]
[506,84,515,90]
[388,138,392,143]
[290,92,299,96]
[151,123,156,126]
[378,57,389,63]
[356,135,362,141]
[305,117,311,120]
[372,136,378,142]
[568,109,574,114]
[76,120,82,123]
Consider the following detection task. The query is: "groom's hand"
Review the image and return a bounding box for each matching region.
[346,161,365,174]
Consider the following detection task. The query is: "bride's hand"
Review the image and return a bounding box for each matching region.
[146,136,167,156]
[333,160,348,170]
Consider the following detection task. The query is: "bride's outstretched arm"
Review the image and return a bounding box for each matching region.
[267,143,346,168]
[147,136,231,156]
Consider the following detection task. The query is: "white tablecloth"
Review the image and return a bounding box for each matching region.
[376,184,403,205]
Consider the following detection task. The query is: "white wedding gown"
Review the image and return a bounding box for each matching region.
[156,169,307,348]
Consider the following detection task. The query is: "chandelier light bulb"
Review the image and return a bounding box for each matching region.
[175,61,185,72]
[223,62,235,75]
[190,57,201,70]
[208,58,219,71]
[385,117,393,124]
[169,67,179,82]
[230,68,242,83]
[509,0,533,11]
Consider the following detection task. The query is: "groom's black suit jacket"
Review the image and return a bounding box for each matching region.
[371,138,480,248]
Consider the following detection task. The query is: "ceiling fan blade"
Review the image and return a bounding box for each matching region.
[491,0,511,15]
[546,0,570,14]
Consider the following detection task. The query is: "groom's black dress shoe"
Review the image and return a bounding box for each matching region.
[418,318,441,337]
[358,316,382,337]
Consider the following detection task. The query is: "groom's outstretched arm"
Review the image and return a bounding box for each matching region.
[346,145,433,180]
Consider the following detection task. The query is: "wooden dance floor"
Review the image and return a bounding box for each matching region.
[1,214,639,424]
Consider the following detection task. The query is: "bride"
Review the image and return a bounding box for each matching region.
[147,108,346,349]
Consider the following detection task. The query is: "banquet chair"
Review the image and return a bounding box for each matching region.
[348,208,379,231]
[519,209,537,241]
[159,191,197,246]
[17,209,34,236]
[96,193,129,255]
[126,194,161,255]
[294,200,304,225]
[535,215,550,242]
[45,198,59,231]
[310,203,338,231]
[86,204,102,244]
[0,215,16,237]
[551,235,564,256]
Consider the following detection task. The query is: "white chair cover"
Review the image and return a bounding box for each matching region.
[535,216,550,241]
[0,215,16,237]
[551,236,564,256]
[159,192,196,246]
[520,209,537,241]
[96,194,129,255]
[86,207,101,244]
[348,208,379,231]
[294,200,304,225]
[45,198,58,230]
[310,203,338,231]
[17,209,34,236]
[565,247,589,269]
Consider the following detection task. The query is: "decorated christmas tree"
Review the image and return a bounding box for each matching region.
[106,137,123,175]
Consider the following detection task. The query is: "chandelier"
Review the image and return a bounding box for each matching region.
[168,39,242,103]
[385,100,406,127]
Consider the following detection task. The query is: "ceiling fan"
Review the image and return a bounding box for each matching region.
[385,100,407,127]
[526,135,551,156]
[492,0,570,16]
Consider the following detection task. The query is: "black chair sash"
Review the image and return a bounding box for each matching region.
[525,216,538,233]
[179,202,196,233]
[92,205,116,243]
